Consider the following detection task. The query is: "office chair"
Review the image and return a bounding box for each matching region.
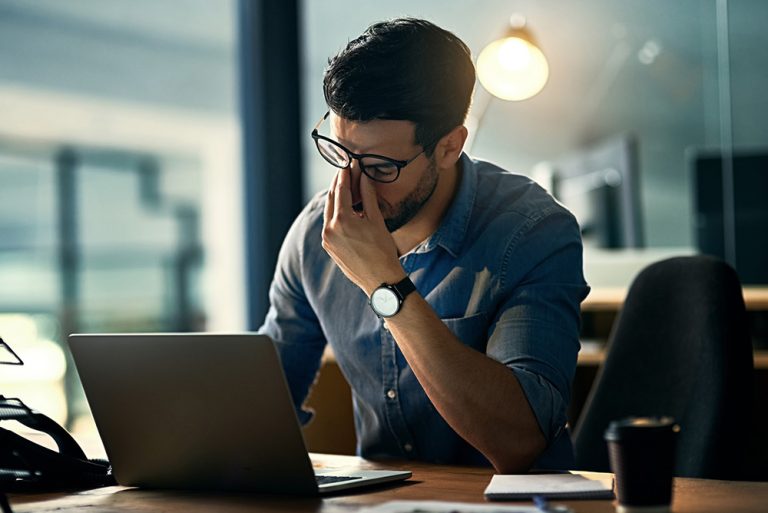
[573,255,754,479]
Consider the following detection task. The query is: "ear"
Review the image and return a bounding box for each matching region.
[432,125,468,170]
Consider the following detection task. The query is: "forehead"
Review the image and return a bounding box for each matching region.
[329,112,418,154]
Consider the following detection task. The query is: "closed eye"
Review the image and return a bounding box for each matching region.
[366,164,398,176]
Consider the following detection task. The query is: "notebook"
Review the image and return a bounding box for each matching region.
[68,333,411,495]
[359,501,542,513]
[484,471,614,500]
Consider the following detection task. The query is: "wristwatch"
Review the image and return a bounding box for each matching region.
[369,276,416,318]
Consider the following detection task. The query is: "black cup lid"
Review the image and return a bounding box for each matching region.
[604,416,680,442]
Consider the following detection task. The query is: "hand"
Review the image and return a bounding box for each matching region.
[322,168,405,295]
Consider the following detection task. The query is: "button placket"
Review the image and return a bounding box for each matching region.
[378,254,419,458]
[379,327,417,458]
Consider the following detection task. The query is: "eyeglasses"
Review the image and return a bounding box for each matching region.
[0,337,23,365]
[311,111,428,183]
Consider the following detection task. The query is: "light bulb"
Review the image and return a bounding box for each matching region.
[477,35,549,101]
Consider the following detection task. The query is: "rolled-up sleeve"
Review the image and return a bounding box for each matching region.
[486,209,589,445]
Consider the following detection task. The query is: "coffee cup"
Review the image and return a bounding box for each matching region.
[604,416,679,513]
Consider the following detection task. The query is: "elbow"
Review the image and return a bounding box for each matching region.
[494,461,532,475]
[488,429,547,474]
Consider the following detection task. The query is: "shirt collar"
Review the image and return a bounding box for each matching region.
[414,152,477,258]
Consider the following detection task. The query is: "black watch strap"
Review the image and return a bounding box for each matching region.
[390,276,416,300]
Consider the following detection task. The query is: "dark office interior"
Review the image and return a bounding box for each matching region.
[1,0,767,507]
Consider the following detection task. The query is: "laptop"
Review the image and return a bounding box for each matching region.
[67,333,411,495]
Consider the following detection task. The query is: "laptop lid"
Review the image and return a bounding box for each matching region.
[68,333,321,494]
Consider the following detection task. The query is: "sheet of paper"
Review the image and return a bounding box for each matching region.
[484,471,614,499]
[357,500,540,513]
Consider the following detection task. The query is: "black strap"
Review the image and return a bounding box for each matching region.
[392,276,416,301]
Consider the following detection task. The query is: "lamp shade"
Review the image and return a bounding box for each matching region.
[477,20,549,101]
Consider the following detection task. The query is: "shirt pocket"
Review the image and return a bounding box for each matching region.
[441,312,488,352]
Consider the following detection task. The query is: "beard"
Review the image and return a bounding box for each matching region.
[381,158,439,233]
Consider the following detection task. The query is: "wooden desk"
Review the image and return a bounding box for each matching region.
[9,454,768,513]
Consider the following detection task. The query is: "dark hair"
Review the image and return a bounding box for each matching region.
[323,18,475,156]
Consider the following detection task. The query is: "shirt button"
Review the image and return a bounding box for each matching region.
[382,323,389,331]
[404,443,413,452]
[386,389,397,400]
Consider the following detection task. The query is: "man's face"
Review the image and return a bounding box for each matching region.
[329,113,439,232]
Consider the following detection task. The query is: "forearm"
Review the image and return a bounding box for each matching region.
[384,292,547,473]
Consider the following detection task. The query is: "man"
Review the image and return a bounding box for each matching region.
[259,18,588,472]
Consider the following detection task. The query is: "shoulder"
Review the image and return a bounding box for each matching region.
[461,157,585,288]
[457,157,587,296]
[278,190,327,265]
[465,157,580,247]
[289,190,327,238]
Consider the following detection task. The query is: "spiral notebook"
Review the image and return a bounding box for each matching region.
[484,471,615,500]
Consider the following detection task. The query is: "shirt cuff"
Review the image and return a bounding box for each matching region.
[509,366,568,444]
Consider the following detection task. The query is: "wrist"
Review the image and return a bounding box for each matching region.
[364,270,407,297]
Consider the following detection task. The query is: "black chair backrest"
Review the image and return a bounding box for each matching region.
[573,256,754,479]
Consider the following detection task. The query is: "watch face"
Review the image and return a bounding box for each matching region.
[371,287,400,317]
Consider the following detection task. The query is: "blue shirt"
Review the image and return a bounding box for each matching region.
[259,153,589,469]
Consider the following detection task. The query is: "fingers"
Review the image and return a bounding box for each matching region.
[324,171,338,222]
[326,168,377,226]
[359,173,383,223]
[334,167,353,215]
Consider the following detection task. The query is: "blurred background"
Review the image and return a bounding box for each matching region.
[0,0,766,454]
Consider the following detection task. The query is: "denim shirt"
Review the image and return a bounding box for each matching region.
[259,153,589,469]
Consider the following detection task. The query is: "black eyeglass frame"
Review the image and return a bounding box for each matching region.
[311,111,431,183]
[0,337,23,366]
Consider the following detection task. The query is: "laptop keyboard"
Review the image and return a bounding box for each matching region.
[315,475,364,486]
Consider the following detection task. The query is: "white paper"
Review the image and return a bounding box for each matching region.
[358,501,540,513]
[484,472,614,499]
